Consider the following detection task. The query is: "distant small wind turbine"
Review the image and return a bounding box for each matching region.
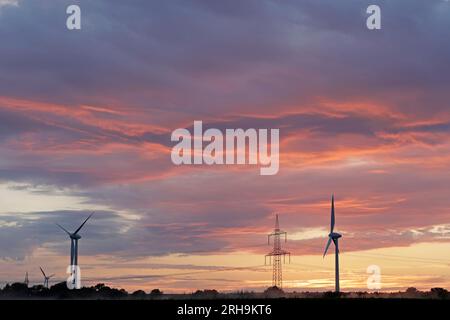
[56,212,93,286]
[39,267,55,289]
[323,195,342,293]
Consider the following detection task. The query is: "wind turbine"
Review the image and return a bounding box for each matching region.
[39,267,55,289]
[56,212,93,286]
[323,195,342,293]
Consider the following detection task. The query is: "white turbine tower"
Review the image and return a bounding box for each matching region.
[40,267,54,289]
[56,212,93,287]
[323,195,342,293]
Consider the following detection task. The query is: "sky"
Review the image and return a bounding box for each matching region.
[1,0,450,293]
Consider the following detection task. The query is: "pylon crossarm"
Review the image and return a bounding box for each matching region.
[269,230,286,236]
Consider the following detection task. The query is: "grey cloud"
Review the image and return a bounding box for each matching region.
[0,210,131,260]
[1,0,448,115]
[1,0,450,261]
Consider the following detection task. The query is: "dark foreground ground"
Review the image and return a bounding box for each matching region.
[1,298,449,319]
[1,283,450,318]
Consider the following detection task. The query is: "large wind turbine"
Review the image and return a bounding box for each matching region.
[323,195,342,293]
[39,267,54,289]
[56,212,93,286]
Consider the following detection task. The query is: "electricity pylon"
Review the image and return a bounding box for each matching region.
[265,214,290,288]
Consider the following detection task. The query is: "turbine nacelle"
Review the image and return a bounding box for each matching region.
[70,233,82,240]
[329,232,342,239]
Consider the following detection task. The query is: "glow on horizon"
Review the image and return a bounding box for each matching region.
[1,242,449,293]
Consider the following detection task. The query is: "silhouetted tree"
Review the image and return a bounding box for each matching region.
[264,286,284,298]
[132,290,147,299]
[192,289,219,299]
[94,283,106,291]
[150,288,163,296]
[430,288,448,299]
[1,282,30,298]
[406,287,418,294]
[404,287,421,298]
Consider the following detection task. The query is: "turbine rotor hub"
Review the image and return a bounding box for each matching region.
[329,232,342,239]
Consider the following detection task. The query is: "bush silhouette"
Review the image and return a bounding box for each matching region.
[193,289,219,298]
[132,290,147,298]
[264,286,284,298]
[150,288,163,296]
[430,288,448,299]
[0,283,449,300]
[1,282,30,297]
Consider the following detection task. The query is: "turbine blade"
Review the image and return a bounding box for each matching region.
[74,212,94,235]
[323,237,332,257]
[39,266,46,277]
[48,274,55,278]
[56,223,71,236]
[330,194,335,233]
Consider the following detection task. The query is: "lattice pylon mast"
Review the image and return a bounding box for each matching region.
[265,214,290,288]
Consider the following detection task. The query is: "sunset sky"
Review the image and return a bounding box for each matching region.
[1,0,450,293]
